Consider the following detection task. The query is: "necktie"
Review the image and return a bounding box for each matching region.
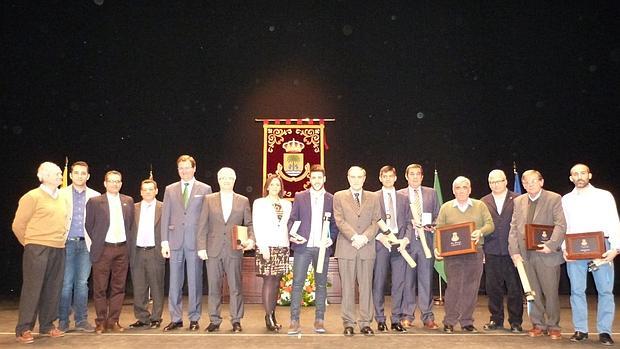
[354,192,361,208]
[413,189,422,223]
[183,183,190,208]
[387,192,396,229]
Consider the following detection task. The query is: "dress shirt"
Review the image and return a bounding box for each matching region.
[562,184,620,250]
[105,193,126,243]
[382,187,398,231]
[39,184,58,199]
[492,191,507,215]
[307,189,326,248]
[407,186,424,210]
[452,198,473,213]
[136,200,156,247]
[181,178,195,199]
[221,191,233,222]
[528,191,542,202]
[68,187,87,238]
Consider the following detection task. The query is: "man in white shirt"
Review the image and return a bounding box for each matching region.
[562,164,619,346]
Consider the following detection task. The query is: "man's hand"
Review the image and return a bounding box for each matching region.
[434,247,443,260]
[377,234,391,250]
[536,244,552,254]
[241,239,255,251]
[197,250,208,260]
[161,241,171,258]
[511,253,523,266]
[289,236,307,245]
[470,229,481,244]
[600,248,619,263]
[398,237,410,252]
[260,247,270,260]
[563,250,575,262]
[321,237,333,248]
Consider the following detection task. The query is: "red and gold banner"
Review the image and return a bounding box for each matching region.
[261,119,327,199]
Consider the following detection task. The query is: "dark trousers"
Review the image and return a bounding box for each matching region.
[15,244,65,336]
[206,251,244,325]
[484,254,523,326]
[92,245,129,325]
[131,248,165,323]
[372,247,407,323]
[443,251,484,327]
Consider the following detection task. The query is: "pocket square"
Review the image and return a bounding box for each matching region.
[193,194,203,198]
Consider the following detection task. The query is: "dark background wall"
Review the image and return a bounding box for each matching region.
[2,1,619,296]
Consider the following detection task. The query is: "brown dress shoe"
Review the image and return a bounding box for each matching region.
[108,322,125,332]
[400,319,413,328]
[424,320,439,330]
[95,323,106,334]
[16,330,34,344]
[43,328,65,338]
[528,327,544,337]
[548,329,562,340]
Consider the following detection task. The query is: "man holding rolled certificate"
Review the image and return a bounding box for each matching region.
[434,176,494,333]
[334,166,381,337]
[508,170,566,340]
[197,167,254,333]
[286,164,338,335]
[372,166,412,333]
[562,164,620,346]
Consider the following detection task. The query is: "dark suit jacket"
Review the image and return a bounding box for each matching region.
[127,200,163,266]
[196,192,254,258]
[376,189,413,245]
[508,189,567,267]
[480,190,518,256]
[85,193,135,263]
[398,186,440,253]
[287,189,339,255]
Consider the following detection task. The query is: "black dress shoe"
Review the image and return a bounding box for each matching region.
[600,333,614,346]
[443,324,454,333]
[163,321,183,332]
[206,323,220,332]
[149,320,161,329]
[391,323,407,332]
[360,326,374,336]
[483,321,502,331]
[232,322,242,333]
[377,322,388,332]
[462,325,478,333]
[343,326,354,336]
[129,320,149,329]
[189,321,199,331]
[570,331,588,342]
[510,323,523,333]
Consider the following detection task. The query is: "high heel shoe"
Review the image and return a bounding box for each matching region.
[270,311,282,330]
[265,314,277,331]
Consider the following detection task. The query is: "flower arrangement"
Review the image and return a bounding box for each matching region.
[278,263,318,306]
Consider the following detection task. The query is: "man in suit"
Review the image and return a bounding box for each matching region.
[508,169,566,340]
[160,155,212,331]
[12,162,67,344]
[287,164,338,335]
[333,165,381,337]
[373,166,412,333]
[197,167,254,333]
[480,169,523,332]
[85,170,135,334]
[58,161,100,333]
[127,179,165,330]
[397,163,440,329]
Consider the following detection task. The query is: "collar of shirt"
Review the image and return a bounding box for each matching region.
[181,178,195,187]
[382,187,396,196]
[141,199,155,208]
[39,184,59,198]
[573,183,594,195]
[106,192,120,201]
[310,188,326,199]
[72,185,87,194]
[491,190,507,201]
[528,190,542,201]
[452,198,473,208]
[350,189,362,200]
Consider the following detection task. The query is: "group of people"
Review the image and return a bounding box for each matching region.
[11,156,619,346]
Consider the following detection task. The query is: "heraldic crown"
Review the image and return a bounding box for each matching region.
[282,139,305,153]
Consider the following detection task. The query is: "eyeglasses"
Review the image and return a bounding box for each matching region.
[488,179,506,185]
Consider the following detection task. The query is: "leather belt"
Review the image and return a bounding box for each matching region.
[105,241,126,247]
[67,237,85,241]
[136,246,155,250]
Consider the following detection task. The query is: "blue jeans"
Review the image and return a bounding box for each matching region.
[566,258,615,334]
[59,239,92,325]
[290,247,329,321]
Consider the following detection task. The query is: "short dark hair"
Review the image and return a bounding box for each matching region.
[105,170,122,181]
[379,165,397,176]
[141,179,158,189]
[309,164,325,176]
[405,163,424,175]
[263,174,284,198]
[71,161,89,172]
[176,155,196,167]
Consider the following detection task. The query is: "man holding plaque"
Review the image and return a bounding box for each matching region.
[397,163,441,329]
[287,164,338,335]
[334,166,381,336]
[435,176,494,333]
[480,169,523,332]
[562,164,619,345]
[197,167,254,333]
[508,170,566,340]
[373,166,412,332]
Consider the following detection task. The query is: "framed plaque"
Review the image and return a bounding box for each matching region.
[525,224,554,250]
[566,231,605,260]
[435,221,476,257]
[232,225,248,250]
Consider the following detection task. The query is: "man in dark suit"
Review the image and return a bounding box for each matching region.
[397,164,440,329]
[127,179,165,330]
[287,164,338,335]
[333,166,381,337]
[480,169,523,332]
[197,167,254,333]
[85,170,135,334]
[373,165,412,333]
[508,170,566,340]
[160,155,212,331]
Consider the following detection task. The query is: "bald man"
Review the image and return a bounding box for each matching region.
[12,162,68,343]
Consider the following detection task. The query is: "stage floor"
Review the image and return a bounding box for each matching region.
[0,295,617,348]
